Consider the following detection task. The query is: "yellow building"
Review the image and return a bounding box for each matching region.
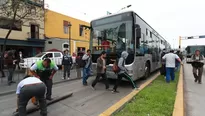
[45,9,90,54]
[0,0,45,56]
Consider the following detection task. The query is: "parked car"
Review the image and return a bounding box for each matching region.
[19,52,63,69]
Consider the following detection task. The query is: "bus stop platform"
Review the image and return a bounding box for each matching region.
[184,63,205,116]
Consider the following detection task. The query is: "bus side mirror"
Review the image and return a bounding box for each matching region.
[135,24,141,39]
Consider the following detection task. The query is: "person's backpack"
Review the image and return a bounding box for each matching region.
[112,59,120,73]
[112,58,125,73]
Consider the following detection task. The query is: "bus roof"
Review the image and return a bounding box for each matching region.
[91,10,134,22]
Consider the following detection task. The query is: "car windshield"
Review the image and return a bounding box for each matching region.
[35,53,45,57]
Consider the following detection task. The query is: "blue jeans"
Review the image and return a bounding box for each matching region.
[82,68,91,84]
[166,67,175,82]
[175,62,180,72]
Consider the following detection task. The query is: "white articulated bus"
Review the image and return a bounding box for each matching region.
[90,11,171,81]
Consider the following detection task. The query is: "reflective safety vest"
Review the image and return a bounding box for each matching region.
[36,60,55,80]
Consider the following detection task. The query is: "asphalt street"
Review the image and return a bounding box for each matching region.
[0,71,158,116]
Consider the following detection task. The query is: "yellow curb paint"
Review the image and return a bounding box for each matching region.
[172,66,184,116]
[99,72,160,116]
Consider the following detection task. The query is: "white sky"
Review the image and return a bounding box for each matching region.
[45,0,205,49]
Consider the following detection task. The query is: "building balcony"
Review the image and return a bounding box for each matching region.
[27,0,44,7]
[27,32,45,42]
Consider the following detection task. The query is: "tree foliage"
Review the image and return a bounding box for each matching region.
[0,0,44,52]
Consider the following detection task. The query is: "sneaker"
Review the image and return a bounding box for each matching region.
[133,88,139,90]
[106,88,112,91]
[194,79,197,82]
[112,90,119,93]
[67,77,70,80]
[91,85,95,90]
[83,83,88,86]
[46,97,53,101]
[11,81,16,83]
[198,82,202,84]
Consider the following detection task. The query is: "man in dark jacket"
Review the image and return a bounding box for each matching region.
[191,50,204,84]
[62,50,73,80]
[91,51,109,90]
[5,52,16,85]
[0,53,5,78]
[160,49,166,76]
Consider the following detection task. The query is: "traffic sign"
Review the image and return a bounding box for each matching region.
[199,35,205,38]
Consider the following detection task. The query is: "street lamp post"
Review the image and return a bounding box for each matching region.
[68,22,72,54]
[117,5,132,13]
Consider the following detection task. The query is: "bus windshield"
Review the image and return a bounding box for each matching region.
[189,46,205,56]
[91,21,133,55]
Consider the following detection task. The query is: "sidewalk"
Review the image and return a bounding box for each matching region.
[0,69,80,96]
[184,63,205,116]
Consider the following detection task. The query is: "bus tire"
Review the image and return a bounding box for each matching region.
[143,62,150,79]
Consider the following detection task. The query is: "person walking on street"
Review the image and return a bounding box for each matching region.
[0,53,5,78]
[162,50,182,83]
[191,50,204,84]
[30,58,58,100]
[160,49,166,77]
[112,51,138,93]
[91,51,109,90]
[15,75,47,116]
[82,49,92,86]
[62,49,73,80]
[5,52,16,85]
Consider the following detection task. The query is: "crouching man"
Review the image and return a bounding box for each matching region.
[16,75,47,116]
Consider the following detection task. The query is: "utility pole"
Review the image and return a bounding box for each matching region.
[117,5,132,13]
[68,22,72,54]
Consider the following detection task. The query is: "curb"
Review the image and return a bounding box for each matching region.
[13,92,73,116]
[0,77,81,97]
[172,66,184,116]
[99,72,160,116]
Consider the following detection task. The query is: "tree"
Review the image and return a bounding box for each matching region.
[0,0,44,53]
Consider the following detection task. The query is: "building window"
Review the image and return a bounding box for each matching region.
[63,20,69,34]
[150,31,152,38]
[79,25,84,36]
[146,29,148,36]
[0,17,22,31]
[30,24,39,39]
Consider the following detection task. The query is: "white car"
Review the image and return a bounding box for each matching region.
[19,52,63,69]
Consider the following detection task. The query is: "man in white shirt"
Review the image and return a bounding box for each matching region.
[162,50,182,83]
[16,76,47,116]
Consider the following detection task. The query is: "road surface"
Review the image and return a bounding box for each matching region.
[184,63,205,116]
[0,72,158,116]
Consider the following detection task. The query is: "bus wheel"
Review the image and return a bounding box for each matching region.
[143,63,150,79]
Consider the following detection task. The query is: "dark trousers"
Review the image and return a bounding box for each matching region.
[92,73,109,89]
[160,64,166,76]
[8,68,14,83]
[166,67,175,82]
[63,65,71,78]
[18,83,47,116]
[0,69,5,77]
[113,72,137,91]
[41,79,53,99]
[193,66,203,83]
